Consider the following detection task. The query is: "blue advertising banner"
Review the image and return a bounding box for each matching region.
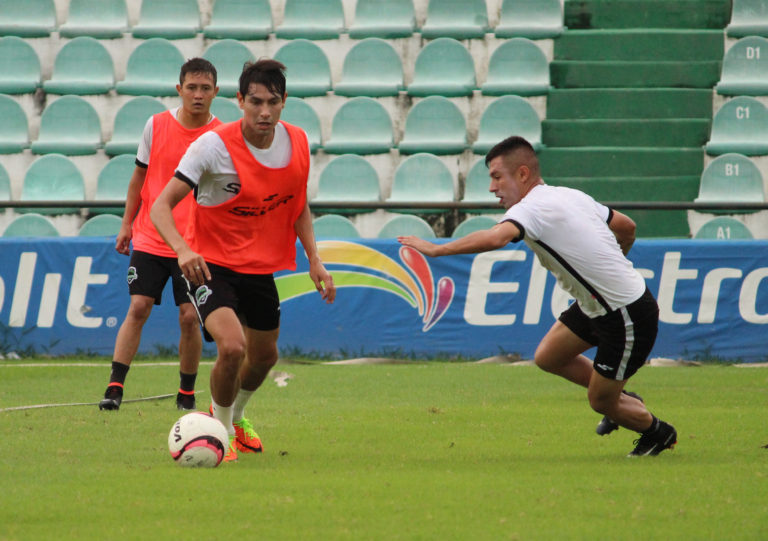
[0,238,767,361]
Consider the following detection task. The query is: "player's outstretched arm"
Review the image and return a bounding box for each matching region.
[294,202,335,303]
[398,221,521,257]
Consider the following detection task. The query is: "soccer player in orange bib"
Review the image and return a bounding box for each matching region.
[151,60,335,462]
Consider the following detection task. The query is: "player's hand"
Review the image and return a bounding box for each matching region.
[177,249,211,286]
[397,236,439,257]
[115,223,132,255]
[309,257,335,304]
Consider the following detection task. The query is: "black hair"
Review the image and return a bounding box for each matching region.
[179,57,217,86]
[484,135,537,167]
[238,59,287,98]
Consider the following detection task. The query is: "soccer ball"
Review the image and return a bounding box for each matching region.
[168,412,229,468]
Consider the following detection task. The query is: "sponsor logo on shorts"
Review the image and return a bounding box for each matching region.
[126,266,138,284]
[195,285,212,305]
[596,363,612,372]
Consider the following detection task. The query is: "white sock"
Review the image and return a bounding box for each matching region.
[211,399,234,438]
[232,388,255,423]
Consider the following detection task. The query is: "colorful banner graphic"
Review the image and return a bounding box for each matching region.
[0,238,767,361]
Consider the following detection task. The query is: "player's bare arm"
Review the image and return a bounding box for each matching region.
[398,221,521,257]
[115,165,147,255]
[294,201,336,303]
[150,176,211,285]
[608,210,637,255]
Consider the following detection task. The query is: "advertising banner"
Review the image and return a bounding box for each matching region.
[0,238,767,361]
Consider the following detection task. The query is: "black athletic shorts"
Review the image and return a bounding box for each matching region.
[126,250,189,306]
[558,287,659,381]
[186,263,280,342]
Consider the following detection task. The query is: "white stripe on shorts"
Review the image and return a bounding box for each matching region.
[616,306,634,380]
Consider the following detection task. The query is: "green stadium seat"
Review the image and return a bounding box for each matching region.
[705,97,768,156]
[313,154,380,213]
[93,154,135,215]
[274,40,332,97]
[716,36,768,96]
[31,96,102,155]
[452,215,499,238]
[59,0,128,39]
[0,94,29,153]
[132,0,200,39]
[462,159,497,211]
[281,97,321,153]
[377,214,436,239]
[116,38,185,96]
[726,0,768,38]
[276,0,344,40]
[203,0,273,40]
[399,96,467,155]
[202,40,255,98]
[420,0,488,40]
[0,0,55,37]
[348,0,415,39]
[210,97,241,123]
[43,37,114,95]
[324,97,393,155]
[0,37,41,94]
[312,214,361,238]
[694,217,754,239]
[495,0,563,39]
[695,153,765,213]
[473,96,542,155]
[78,214,123,236]
[388,153,454,213]
[3,213,59,237]
[334,38,404,97]
[21,154,85,215]
[105,97,167,156]
[407,38,476,98]
[481,38,550,97]
[0,162,10,199]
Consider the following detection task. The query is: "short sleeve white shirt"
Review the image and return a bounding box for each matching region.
[501,184,646,317]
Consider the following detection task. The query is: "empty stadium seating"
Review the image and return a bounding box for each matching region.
[473,95,542,154]
[116,38,185,96]
[387,153,454,213]
[105,97,167,156]
[3,213,59,237]
[276,0,344,40]
[21,154,85,215]
[398,96,467,155]
[348,0,415,39]
[694,217,754,239]
[0,0,55,37]
[705,96,768,156]
[313,154,380,212]
[0,95,29,153]
[334,38,404,97]
[93,154,135,215]
[462,159,497,211]
[481,38,550,96]
[420,0,488,40]
[312,214,361,238]
[726,0,768,38]
[452,215,498,238]
[495,0,563,39]
[59,0,128,39]
[132,0,201,39]
[43,37,115,95]
[203,0,273,40]
[695,153,765,212]
[0,37,41,94]
[210,97,242,123]
[78,214,123,236]
[323,97,393,155]
[31,96,102,155]
[280,97,321,153]
[202,39,256,98]
[0,162,10,200]
[716,36,768,96]
[377,214,435,239]
[274,40,332,97]
[408,38,476,98]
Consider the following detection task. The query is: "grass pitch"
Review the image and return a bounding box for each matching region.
[0,360,766,540]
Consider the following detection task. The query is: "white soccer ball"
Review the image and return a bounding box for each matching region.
[168,412,229,468]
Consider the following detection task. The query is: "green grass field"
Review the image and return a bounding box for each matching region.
[0,360,766,540]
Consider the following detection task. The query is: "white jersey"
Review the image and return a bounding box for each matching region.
[500,184,646,317]
[175,122,300,206]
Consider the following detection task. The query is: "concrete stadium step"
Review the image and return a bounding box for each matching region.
[622,210,691,237]
[539,147,704,177]
[564,0,731,30]
[542,119,711,147]
[545,176,700,201]
[554,29,724,61]
[546,89,714,120]
[550,60,721,88]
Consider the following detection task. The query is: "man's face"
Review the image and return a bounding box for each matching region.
[177,72,217,114]
[488,154,529,210]
[238,83,286,137]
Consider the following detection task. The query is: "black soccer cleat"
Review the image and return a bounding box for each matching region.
[176,391,196,411]
[628,421,677,457]
[98,384,123,411]
[596,391,644,436]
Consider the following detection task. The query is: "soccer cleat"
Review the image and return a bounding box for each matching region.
[223,435,238,463]
[176,390,196,411]
[234,417,264,453]
[627,421,677,457]
[596,391,644,436]
[98,384,123,411]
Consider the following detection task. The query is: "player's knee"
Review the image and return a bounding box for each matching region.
[587,389,616,416]
[177,308,199,331]
[125,297,154,323]
[217,339,245,364]
[533,345,556,373]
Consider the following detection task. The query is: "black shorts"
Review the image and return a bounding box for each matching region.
[126,250,189,306]
[558,287,659,381]
[186,263,280,342]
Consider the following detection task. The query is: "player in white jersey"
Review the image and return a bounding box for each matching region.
[398,136,676,457]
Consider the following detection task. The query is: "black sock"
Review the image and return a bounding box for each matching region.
[642,415,660,435]
[108,362,130,387]
[179,371,197,394]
